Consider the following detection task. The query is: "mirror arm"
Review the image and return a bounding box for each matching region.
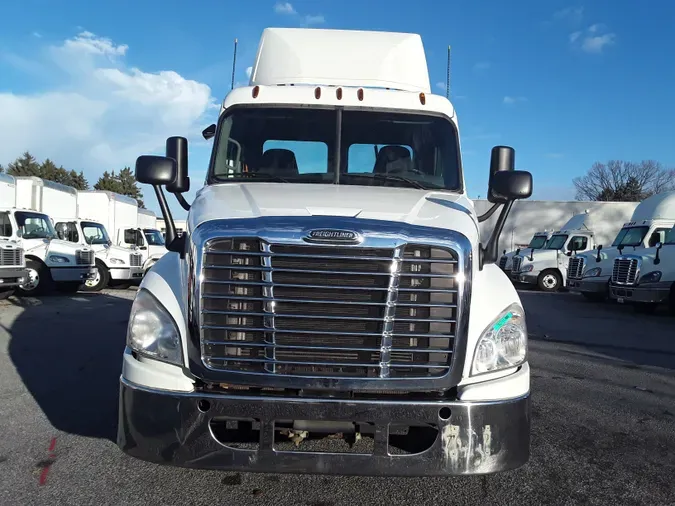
[175,193,191,211]
[479,200,514,270]
[153,185,186,258]
[477,203,501,223]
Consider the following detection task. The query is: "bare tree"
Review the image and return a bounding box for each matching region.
[573,160,675,201]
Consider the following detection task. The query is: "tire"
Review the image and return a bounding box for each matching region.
[56,282,81,294]
[537,270,562,292]
[81,261,109,292]
[634,302,658,315]
[17,259,54,296]
[0,289,14,300]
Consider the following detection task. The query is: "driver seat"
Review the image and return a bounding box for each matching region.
[373,145,413,173]
[258,149,299,177]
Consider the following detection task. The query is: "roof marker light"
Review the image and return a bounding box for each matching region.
[357,88,364,101]
[336,87,343,100]
[419,92,426,105]
[314,87,321,99]
[252,86,260,98]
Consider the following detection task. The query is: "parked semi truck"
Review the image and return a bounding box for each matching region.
[136,208,167,271]
[1,176,95,295]
[498,230,552,275]
[510,211,604,292]
[117,27,534,476]
[567,191,675,301]
[608,224,675,313]
[0,174,28,299]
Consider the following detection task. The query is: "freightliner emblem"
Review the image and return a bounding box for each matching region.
[304,229,362,244]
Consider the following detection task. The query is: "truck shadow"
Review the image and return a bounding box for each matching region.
[6,291,132,442]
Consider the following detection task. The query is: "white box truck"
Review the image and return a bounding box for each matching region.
[137,208,168,272]
[2,176,95,295]
[0,174,29,299]
[116,28,534,476]
[567,191,675,301]
[608,224,675,313]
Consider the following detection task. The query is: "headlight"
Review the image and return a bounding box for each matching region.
[127,288,182,365]
[583,267,602,278]
[639,271,661,284]
[49,255,69,263]
[521,264,534,272]
[109,257,125,265]
[471,304,527,376]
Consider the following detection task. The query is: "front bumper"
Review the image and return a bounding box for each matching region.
[566,277,608,294]
[0,268,29,288]
[109,266,145,281]
[511,272,537,284]
[118,378,530,476]
[49,266,97,282]
[609,283,670,304]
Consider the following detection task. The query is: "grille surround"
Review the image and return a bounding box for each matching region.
[130,253,142,267]
[511,256,523,273]
[76,249,94,265]
[612,256,641,285]
[567,257,585,279]
[499,255,508,270]
[0,246,24,267]
[187,217,472,391]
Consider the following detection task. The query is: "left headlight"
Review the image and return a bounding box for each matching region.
[639,271,661,284]
[521,264,534,273]
[49,255,70,263]
[109,257,125,265]
[471,304,527,376]
[127,288,182,365]
[583,267,602,278]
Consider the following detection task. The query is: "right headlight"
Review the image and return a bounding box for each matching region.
[127,288,182,365]
[471,303,527,376]
[583,267,602,278]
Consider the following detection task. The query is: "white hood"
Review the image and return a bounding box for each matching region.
[517,248,560,271]
[188,183,479,240]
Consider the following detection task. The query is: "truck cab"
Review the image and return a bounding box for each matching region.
[608,224,675,313]
[511,213,595,292]
[567,191,675,301]
[53,218,144,291]
[0,175,29,299]
[117,227,166,273]
[498,230,551,275]
[116,27,534,476]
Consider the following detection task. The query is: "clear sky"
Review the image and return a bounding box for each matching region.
[1,0,674,219]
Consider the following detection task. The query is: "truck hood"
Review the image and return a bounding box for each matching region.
[188,183,479,240]
[517,249,561,270]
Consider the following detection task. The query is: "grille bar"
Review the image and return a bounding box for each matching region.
[200,239,459,379]
[567,257,585,279]
[0,247,24,267]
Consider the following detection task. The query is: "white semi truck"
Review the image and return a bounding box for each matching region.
[510,211,602,292]
[1,176,95,295]
[0,174,29,299]
[136,208,167,272]
[116,28,534,476]
[498,230,552,275]
[608,225,675,313]
[567,191,675,301]
[37,187,146,292]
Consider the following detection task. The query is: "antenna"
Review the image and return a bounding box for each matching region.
[446,45,451,99]
[231,38,238,90]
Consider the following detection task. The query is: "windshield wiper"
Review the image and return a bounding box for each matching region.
[232,172,292,183]
[341,172,428,189]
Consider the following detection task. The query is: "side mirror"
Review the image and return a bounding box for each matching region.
[529,247,534,261]
[135,155,177,185]
[489,170,533,203]
[595,244,602,262]
[165,136,190,194]
[503,249,506,255]
[202,123,216,140]
[655,242,663,265]
[656,241,663,249]
[487,146,515,204]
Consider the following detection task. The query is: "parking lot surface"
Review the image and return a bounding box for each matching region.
[0,288,674,506]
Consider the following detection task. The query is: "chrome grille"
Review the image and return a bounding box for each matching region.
[612,258,639,285]
[199,238,459,379]
[0,247,23,267]
[567,257,585,279]
[499,255,508,270]
[76,249,94,265]
[512,256,523,273]
[130,253,142,267]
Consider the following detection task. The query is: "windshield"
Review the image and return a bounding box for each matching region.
[614,226,648,247]
[209,107,462,191]
[527,235,548,249]
[546,235,568,250]
[15,211,56,239]
[81,221,110,245]
[143,229,165,246]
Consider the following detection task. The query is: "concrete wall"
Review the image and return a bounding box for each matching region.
[474,199,640,254]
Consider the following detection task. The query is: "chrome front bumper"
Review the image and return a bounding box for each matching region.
[109,266,145,281]
[50,266,97,282]
[0,268,28,288]
[117,378,530,476]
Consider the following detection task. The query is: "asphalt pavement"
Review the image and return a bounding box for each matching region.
[0,287,673,506]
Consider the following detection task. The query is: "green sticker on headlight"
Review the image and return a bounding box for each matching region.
[493,311,513,331]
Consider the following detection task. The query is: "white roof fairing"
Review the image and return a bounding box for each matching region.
[249,28,432,93]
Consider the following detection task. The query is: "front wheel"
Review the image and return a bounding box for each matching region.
[537,270,562,292]
[17,259,54,296]
[81,262,109,292]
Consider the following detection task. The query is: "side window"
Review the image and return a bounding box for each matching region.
[648,228,670,247]
[0,213,12,237]
[124,229,137,245]
[55,222,79,243]
[262,140,328,174]
[568,236,588,251]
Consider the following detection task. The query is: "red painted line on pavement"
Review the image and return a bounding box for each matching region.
[39,437,57,486]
